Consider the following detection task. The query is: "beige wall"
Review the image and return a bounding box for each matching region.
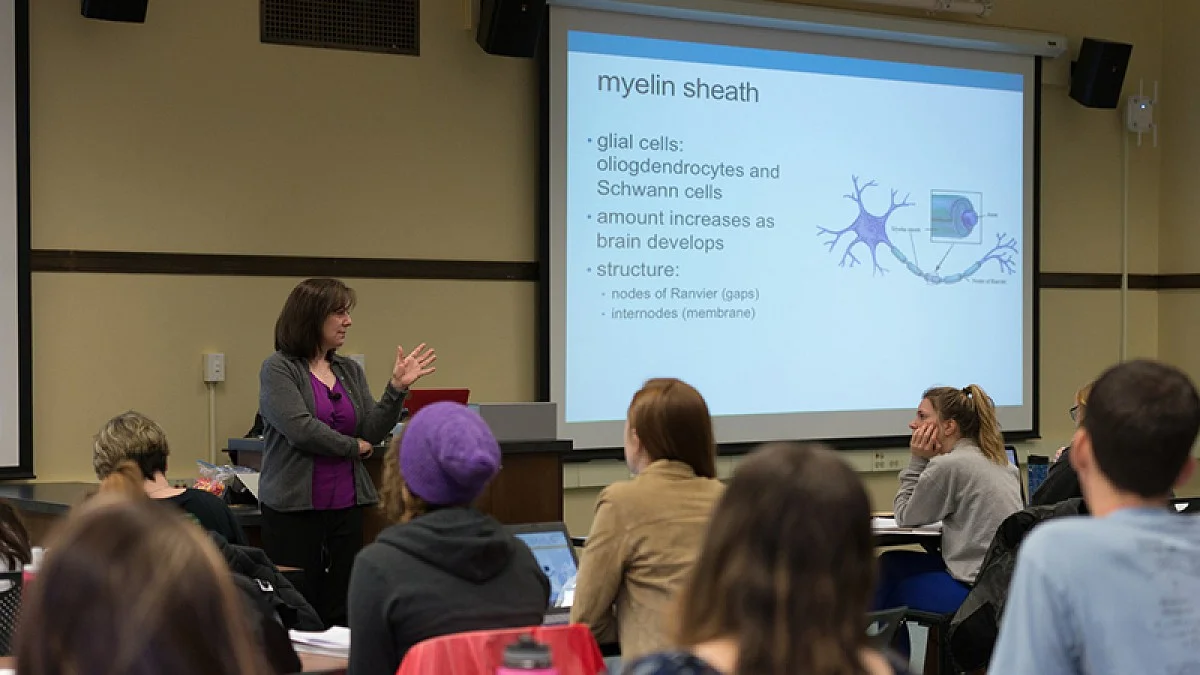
[1159,0,1200,379]
[22,0,1188,516]
[28,0,541,479]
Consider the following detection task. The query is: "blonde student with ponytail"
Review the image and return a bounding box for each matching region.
[875,384,1023,616]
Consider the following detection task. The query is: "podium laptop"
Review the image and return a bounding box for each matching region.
[402,388,470,418]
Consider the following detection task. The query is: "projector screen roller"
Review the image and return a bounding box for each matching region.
[546,5,1038,450]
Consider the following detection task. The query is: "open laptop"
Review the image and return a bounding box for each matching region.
[402,388,470,419]
[506,522,579,625]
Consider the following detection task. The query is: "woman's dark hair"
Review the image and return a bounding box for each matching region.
[0,501,30,571]
[674,442,875,675]
[14,496,272,675]
[627,378,717,479]
[273,278,356,360]
[1083,359,1200,498]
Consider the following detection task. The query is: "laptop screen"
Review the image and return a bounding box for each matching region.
[1005,445,1028,505]
[513,530,578,609]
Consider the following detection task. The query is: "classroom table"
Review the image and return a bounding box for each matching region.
[226,438,571,547]
[0,437,571,547]
[872,515,943,548]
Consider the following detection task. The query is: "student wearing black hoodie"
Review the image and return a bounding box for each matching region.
[347,402,551,675]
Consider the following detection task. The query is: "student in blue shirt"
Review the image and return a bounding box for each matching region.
[991,359,1200,675]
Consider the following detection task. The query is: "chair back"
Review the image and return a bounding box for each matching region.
[396,623,605,675]
[865,606,906,651]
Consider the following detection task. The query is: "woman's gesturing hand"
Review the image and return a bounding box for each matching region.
[391,344,437,389]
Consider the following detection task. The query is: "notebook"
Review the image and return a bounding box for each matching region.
[289,626,351,658]
[507,522,579,625]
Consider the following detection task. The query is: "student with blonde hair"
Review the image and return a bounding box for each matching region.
[876,384,1022,615]
[571,377,726,660]
[92,411,247,545]
[13,496,273,675]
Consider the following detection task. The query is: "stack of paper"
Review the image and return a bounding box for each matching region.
[872,517,943,532]
[290,626,351,657]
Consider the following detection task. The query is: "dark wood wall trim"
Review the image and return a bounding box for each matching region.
[25,250,1200,290]
[30,250,538,282]
[1155,274,1200,290]
[1039,273,1160,290]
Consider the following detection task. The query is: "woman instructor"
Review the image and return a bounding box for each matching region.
[258,278,436,628]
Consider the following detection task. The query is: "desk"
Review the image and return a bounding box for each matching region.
[227,439,570,546]
[873,517,942,548]
[0,652,344,674]
[0,483,99,545]
[0,483,264,547]
[0,438,567,547]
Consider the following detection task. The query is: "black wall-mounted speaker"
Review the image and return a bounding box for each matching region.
[81,0,149,23]
[477,0,547,58]
[1069,38,1133,109]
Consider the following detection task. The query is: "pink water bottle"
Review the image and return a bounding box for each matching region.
[22,546,44,586]
[497,635,557,675]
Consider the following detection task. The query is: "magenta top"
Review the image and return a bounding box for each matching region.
[309,373,358,510]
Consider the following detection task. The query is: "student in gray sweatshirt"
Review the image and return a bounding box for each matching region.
[874,384,1022,616]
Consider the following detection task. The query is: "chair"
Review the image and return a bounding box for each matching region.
[903,609,957,675]
[866,607,906,651]
[0,571,22,655]
[396,623,606,675]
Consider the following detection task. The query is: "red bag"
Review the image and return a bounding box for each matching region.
[396,624,606,675]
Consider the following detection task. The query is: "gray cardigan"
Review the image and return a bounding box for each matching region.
[258,351,407,512]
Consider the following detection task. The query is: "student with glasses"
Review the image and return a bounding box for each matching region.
[1030,382,1092,506]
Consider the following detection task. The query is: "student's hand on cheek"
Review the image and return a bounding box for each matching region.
[910,423,940,459]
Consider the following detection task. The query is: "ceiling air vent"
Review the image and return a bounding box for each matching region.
[261,0,419,56]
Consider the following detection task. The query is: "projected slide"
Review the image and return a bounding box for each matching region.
[561,30,1026,428]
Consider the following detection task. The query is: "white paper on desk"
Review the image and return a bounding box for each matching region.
[872,517,942,532]
[237,473,261,501]
[290,626,351,656]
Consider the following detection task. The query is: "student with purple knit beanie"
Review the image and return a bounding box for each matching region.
[346,402,550,675]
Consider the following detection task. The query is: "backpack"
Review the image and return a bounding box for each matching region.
[948,498,1087,671]
[211,532,323,631]
[230,573,304,674]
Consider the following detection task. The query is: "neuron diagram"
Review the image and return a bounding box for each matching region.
[816,176,1017,283]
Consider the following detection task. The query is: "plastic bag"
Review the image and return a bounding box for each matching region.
[194,460,239,498]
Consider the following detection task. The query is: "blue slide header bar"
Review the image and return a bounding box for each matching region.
[569,30,1023,92]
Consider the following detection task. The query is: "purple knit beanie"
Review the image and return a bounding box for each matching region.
[399,401,501,506]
